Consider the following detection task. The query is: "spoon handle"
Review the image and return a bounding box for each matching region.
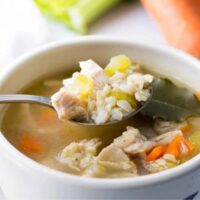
[0,94,53,108]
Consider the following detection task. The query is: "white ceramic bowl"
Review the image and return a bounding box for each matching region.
[0,36,200,200]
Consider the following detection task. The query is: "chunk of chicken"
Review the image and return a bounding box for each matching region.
[57,138,101,171]
[124,140,156,156]
[151,130,183,145]
[83,145,137,178]
[113,126,156,155]
[144,157,177,173]
[113,126,142,148]
[80,59,108,89]
[97,146,137,177]
[51,88,87,121]
[154,119,185,135]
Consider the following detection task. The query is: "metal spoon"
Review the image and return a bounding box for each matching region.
[0,91,152,126]
[0,94,53,109]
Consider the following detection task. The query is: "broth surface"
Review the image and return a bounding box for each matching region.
[2,67,200,178]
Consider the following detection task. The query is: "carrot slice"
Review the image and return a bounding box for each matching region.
[38,109,58,125]
[166,135,194,158]
[180,124,193,134]
[166,138,180,158]
[146,145,166,162]
[19,134,44,154]
[195,92,200,101]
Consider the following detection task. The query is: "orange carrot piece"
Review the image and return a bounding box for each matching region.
[19,134,44,154]
[146,145,166,162]
[141,0,200,58]
[166,135,194,158]
[166,138,180,158]
[180,124,193,134]
[195,92,200,101]
[38,109,58,125]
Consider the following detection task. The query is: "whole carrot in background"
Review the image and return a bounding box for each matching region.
[195,0,200,8]
[141,0,200,58]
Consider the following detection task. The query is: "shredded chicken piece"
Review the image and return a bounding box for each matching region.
[82,163,107,177]
[144,157,177,173]
[163,154,177,163]
[124,140,156,155]
[113,126,156,155]
[57,138,101,171]
[80,59,108,89]
[152,130,183,145]
[98,145,132,164]
[83,145,137,178]
[154,119,184,135]
[113,126,141,148]
[51,88,87,121]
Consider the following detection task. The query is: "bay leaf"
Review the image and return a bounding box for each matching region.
[141,78,200,121]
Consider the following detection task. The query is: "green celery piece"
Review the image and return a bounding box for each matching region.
[189,130,200,151]
[67,0,123,34]
[34,0,77,27]
[34,0,123,34]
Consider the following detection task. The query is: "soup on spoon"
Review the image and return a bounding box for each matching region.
[51,55,153,125]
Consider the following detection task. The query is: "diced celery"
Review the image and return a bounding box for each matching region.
[104,55,132,76]
[74,73,94,98]
[189,130,200,151]
[110,89,137,108]
[34,0,123,34]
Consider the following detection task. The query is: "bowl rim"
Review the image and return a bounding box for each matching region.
[0,36,200,189]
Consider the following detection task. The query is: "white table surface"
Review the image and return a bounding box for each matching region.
[0,0,165,199]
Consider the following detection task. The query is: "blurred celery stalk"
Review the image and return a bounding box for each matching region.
[34,0,123,34]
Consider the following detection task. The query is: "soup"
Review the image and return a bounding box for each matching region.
[51,55,153,124]
[2,55,200,178]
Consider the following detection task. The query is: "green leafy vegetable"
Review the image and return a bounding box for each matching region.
[34,0,123,34]
[189,130,200,151]
[141,78,200,121]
